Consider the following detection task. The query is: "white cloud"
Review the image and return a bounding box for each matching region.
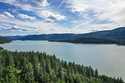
[41,0,49,7]
[36,22,71,34]
[4,12,15,18]
[0,0,16,4]
[67,0,89,12]
[0,13,8,19]
[1,0,125,35]
[66,0,125,31]
[96,0,125,25]
[38,10,65,21]
[18,14,36,20]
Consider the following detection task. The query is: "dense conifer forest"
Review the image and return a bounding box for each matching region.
[0,47,124,83]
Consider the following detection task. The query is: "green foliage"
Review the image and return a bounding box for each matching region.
[0,49,124,83]
[3,65,21,83]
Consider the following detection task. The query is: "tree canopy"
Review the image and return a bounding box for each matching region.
[0,48,124,83]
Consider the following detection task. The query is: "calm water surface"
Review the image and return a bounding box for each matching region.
[0,40,125,80]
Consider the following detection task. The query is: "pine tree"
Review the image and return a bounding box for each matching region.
[4,65,21,83]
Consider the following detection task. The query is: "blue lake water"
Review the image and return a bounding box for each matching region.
[0,40,125,80]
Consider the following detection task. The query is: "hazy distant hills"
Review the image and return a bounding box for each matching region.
[7,27,125,45]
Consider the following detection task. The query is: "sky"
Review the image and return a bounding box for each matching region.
[0,0,125,36]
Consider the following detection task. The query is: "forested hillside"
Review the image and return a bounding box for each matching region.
[0,36,10,43]
[0,48,124,83]
[7,27,125,45]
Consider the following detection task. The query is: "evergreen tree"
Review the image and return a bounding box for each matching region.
[0,48,124,83]
[4,65,21,83]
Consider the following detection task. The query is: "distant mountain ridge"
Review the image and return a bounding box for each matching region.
[7,27,125,45]
[0,36,10,43]
[73,27,125,44]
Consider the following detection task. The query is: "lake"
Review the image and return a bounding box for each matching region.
[0,40,125,80]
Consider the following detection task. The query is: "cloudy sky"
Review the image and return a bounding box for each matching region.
[0,0,125,36]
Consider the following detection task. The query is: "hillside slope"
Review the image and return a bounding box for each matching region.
[0,49,124,83]
[7,27,125,45]
[69,27,125,45]
[0,36,10,43]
